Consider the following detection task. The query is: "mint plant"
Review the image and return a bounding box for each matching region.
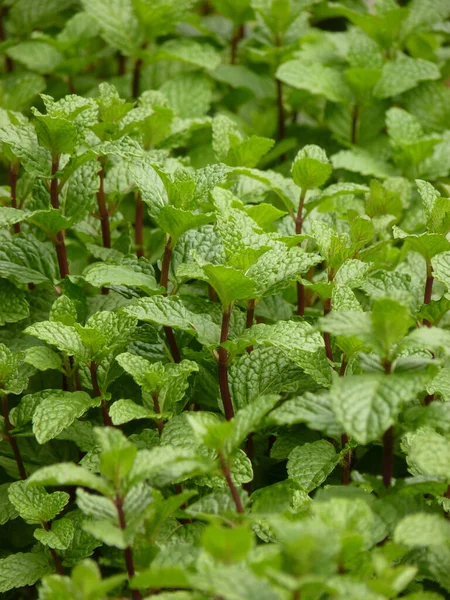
[1,1,450,599]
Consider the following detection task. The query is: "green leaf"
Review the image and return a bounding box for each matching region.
[158,38,221,70]
[83,262,161,295]
[33,114,78,156]
[109,399,158,425]
[202,524,254,564]
[8,481,69,524]
[129,447,215,487]
[394,513,450,548]
[276,60,351,103]
[0,552,52,593]
[287,440,339,493]
[0,233,57,285]
[291,145,333,190]
[406,429,450,481]
[0,279,29,326]
[132,566,190,590]
[374,54,441,99]
[332,148,396,178]
[25,321,87,360]
[0,123,50,175]
[32,390,99,445]
[331,372,430,444]
[269,393,343,437]
[122,295,220,346]
[0,484,18,525]
[34,518,75,550]
[27,463,112,496]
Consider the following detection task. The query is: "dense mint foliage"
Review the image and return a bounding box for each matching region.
[1,0,450,598]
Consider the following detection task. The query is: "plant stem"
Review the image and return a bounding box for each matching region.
[276,78,285,142]
[96,158,111,249]
[382,359,393,487]
[9,162,20,233]
[423,262,433,327]
[89,361,112,427]
[43,522,64,575]
[151,392,164,436]
[351,104,359,145]
[246,298,255,353]
[135,191,144,258]
[118,52,126,76]
[115,495,142,600]
[50,156,70,279]
[132,56,143,99]
[230,23,245,64]
[218,304,234,421]
[160,236,181,363]
[339,357,352,485]
[296,187,307,316]
[218,451,243,513]
[1,394,27,480]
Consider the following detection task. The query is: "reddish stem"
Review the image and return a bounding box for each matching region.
[219,451,243,513]
[115,495,142,600]
[1,394,27,480]
[160,237,181,363]
[118,53,126,76]
[0,8,13,72]
[9,162,20,233]
[135,192,144,258]
[96,159,111,249]
[230,23,245,64]
[89,361,112,427]
[132,56,143,99]
[218,305,234,420]
[423,262,433,327]
[50,156,70,279]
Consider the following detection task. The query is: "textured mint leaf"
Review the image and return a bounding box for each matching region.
[33,114,78,156]
[291,145,333,190]
[406,429,450,481]
[287,440,338,493]
[0,552,52,593]
[122,295,220,346]
[331,148,396,178]
[0,233,57,285]
[129,447,215,488]
[0,279,29,326]
[374,54,441,99]
[0,344,32,396]
[109,399,158,426]
[200,261,259,306]
[28,464,112,496]
[8,481,69,524]
[81,0,141,54]
[0,484,18,525]
[0,123,50,175]
[276,60,351,103]
[25,321,87,359]
[230,395,280,451]
[161,73,212,119]
[32,390,100,444]
[331,372,430,444]
[269,393,343,437]
[229,347,304,409]
[84,262,161,295]
[7,41,63,75]
[394,513,450,548]
[159,38,221,70]
[194,563,280,600]
[157,205,214,242]
[0,207,28,228]
[34,518,75,550]
[81,520,128,549]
